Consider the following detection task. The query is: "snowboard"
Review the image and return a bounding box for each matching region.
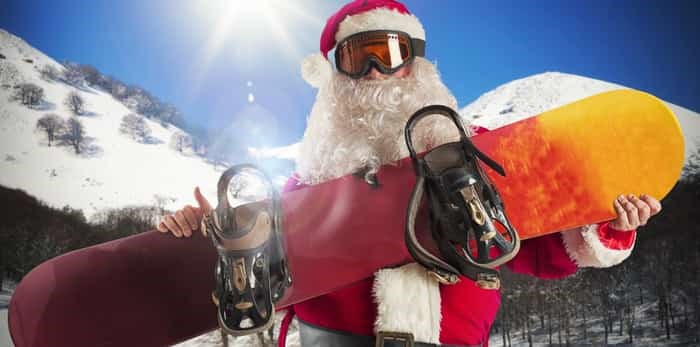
[9,89,684,347]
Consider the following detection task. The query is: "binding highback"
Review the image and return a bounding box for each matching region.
[404,105,520,288]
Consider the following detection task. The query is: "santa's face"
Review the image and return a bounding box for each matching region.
[296,57,461,185]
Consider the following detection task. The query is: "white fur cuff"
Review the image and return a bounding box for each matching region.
[373,263,441,344]
[561,224,635,268]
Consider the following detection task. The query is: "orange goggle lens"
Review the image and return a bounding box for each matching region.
[335,31,425,78]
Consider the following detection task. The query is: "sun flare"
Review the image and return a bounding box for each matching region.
[190,0,323,68]
[185,0,326,101]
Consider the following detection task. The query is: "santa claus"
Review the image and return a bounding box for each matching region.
[158,1,662,346]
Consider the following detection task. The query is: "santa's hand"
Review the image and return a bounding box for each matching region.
[156,187,213,238]
[610,194,662,231]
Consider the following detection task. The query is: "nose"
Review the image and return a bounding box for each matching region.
[365,67,388,80]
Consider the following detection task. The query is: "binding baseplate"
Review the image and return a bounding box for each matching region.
[203,164,291,335]
[404,105,520,289]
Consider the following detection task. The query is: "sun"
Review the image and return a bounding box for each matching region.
[183,0,326,101]
[190,0,323,68]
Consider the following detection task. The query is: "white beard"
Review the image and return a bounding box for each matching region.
[296,58,465,185]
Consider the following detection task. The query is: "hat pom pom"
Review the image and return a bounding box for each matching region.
[301,53,333,88]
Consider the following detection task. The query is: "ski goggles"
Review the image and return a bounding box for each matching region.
[334,30,426,79]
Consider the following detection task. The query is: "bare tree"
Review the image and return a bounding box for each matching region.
[77,64,101,86]
[60,118,88,154]
[12,83,44,107]
[192,137,208,156]
[123,87,157,118]
[155,103,179,124]
[95,74,115,92]
[170,131,193,153]
[110,81,128,100]
[62,62,85,87]
[64,91,85,115]
[120,113,151,143]
[36,114,66,147]
[39,65,61,81]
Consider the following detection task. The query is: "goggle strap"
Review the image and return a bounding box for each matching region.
[411,38,425,57]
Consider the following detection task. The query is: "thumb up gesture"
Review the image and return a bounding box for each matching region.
[156,187,213,238]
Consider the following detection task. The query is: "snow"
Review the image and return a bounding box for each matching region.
[1,280,16,347]
[0,30,62,72]
[0,310,10,347]
[0,29,223,219]
[174,315,301,347]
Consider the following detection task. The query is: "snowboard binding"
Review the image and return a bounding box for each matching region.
[404,105,520,289]
[203,164,291,336]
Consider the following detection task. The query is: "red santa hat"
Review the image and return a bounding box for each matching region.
[301,0,426,87]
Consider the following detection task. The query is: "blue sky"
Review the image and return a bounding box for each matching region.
[2,0,698,149]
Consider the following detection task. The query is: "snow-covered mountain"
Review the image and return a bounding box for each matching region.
[0,29,222,219]
[460,72,700,167]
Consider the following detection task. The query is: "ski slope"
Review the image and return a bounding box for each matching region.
[0,29,223,220]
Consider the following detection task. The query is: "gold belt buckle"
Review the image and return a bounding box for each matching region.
[376,331,415,347]
[476,273,501,290]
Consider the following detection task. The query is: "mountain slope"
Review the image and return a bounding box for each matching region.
[0,29,222,218]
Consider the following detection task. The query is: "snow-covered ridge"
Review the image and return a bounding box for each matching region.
[0,29,62,70]
[0,28,222,218]
[0,29,63,86]
[460,72,624,129]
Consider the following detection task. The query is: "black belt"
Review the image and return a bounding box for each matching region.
[298,319,481,347]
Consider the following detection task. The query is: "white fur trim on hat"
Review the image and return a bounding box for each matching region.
[373,263,441,344]
[301,53,333,88]
[336,7,426,43]
[561,224,635,268]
